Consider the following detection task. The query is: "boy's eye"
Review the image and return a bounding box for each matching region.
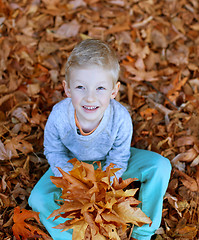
[97,86,105,90]
[76,86,84,89]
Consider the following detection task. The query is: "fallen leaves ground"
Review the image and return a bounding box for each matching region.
[0,0,199,239]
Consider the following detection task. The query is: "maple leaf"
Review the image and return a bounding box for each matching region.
[113,200,152,227]
[12,206,52,240]
[49,159,152,239]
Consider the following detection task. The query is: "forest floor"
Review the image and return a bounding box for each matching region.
[0,0,199,239]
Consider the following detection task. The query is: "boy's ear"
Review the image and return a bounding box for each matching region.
[111,82,120,99]
[63,80,71,97]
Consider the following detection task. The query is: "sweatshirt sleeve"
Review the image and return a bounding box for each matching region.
[44,110,73,177]
[103,107,133,180]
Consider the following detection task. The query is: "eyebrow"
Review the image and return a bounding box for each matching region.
[72,80,109,85]
[72,79,86,84]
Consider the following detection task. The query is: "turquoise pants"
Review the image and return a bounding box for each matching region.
[28,148,171,240]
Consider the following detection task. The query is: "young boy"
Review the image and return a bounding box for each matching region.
[28,39,171,240]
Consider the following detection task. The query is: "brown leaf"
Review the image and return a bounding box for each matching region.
[175,169,198,192]
[0,140,12,160]
[123,64,159,81]
[27,83,40,96]
[171,148,198,166]
[42,0,60,7]
[5,135,33,158]
[166,45,189,66]
[0,193,10,208]
[54,20,80,39]
[151,29,168,48]
[171,17,185,34]
[176,136,198,147]
[105,24,130,35]
[68,0,87,9]
[176,225,197,239]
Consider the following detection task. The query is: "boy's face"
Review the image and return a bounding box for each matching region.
[63,66,120,131]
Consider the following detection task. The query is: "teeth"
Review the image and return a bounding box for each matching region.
[84,106,97,110]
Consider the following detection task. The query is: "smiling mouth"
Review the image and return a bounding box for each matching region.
[83,106,99,110]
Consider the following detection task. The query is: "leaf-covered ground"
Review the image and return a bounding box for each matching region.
[0,0,199,239]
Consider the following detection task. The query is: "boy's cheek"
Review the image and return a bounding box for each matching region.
[71,97,81,107]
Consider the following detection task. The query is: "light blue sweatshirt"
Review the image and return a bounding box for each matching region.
[44,98,133,178]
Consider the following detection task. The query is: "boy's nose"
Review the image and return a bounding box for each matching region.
[86,90,96,102]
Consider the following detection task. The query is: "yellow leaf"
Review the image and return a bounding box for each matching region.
[71,220,88,240]
[83,211,99,236]
[104,197,117,209]
[190,23,199,31]
[92,232,106,240]
[106,188,138,199]
[113,201,152,227]
[101,212,126,226]
[102,224,120,240]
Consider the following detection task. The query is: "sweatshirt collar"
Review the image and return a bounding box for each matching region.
[74,111,99,136]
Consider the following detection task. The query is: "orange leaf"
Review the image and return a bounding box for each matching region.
[140,108,158,120]
[57,165,89,191]
[112,177,138,190]
[12,206,52,240]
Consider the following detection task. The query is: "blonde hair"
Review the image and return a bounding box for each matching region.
[65,39,120,85]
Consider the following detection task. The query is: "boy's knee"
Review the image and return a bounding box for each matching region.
[28,188,41,212]
[28,187,48,212]
[28,184,62,213]
[153,155,172,179]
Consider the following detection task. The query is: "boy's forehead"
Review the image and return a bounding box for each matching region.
[70,66,112,78]
[69,67,115,86]
[67,64,117,86]
[70,65,109,72]
[72,78,111,85]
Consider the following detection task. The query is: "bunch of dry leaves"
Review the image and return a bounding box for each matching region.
[48,159,151,240]
[0,0,199,239]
